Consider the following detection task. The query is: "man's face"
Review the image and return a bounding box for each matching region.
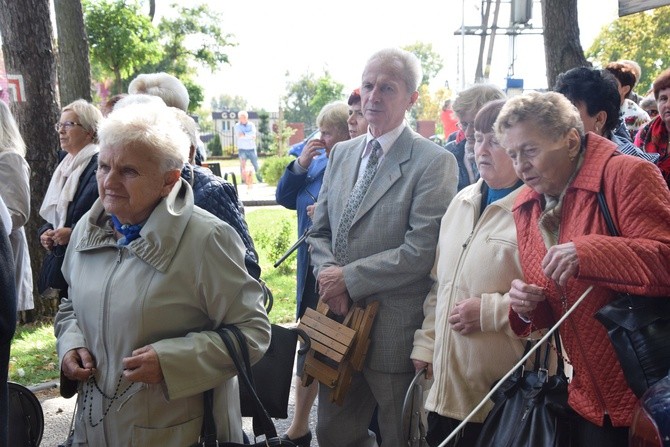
[361,59,417,137]
[239,114,248,124]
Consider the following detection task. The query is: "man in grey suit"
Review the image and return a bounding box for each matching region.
[308,48,458,447]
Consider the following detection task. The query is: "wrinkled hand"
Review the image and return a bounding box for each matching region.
[306,204,317,220]
[542,242,579,287]
[62,347,96,381]
[447,297,482,335]
[509,279,546,319]
[52,227,73,246]
[317,266,347,302]
[122,345,164,384]
[323,292,351,316]
[298,139,325,170]
[412,359,433,380]
[41,229,55,251]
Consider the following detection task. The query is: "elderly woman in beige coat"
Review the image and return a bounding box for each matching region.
[54,102,270,446]
[412,99,527,447]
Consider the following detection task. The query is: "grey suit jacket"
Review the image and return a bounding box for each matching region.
[309,126,458,372]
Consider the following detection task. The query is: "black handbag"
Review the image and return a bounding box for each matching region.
[240,323,308,419]
[37,245,68,294]
[198,325,296,447]
[474,333,575,447]
[594,190,670,398]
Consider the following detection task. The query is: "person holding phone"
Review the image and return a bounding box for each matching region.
[275,101,350,446]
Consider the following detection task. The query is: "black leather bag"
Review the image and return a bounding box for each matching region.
[474,334,575,447]
[198,325,296,447]
[594,191,670,398]
[37,245,68,294]
[8,382,44,447]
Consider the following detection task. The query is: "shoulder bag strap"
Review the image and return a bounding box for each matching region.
[596,190,620,237]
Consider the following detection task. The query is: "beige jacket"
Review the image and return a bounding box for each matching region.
[55,178,270,446]
[412,180,526,422]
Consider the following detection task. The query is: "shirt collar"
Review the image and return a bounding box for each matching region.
[362,121,407,158]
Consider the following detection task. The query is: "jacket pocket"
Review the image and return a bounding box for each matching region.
[132,415,203,446]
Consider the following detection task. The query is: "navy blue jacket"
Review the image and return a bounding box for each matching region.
[181,164,261,280]
[275,156,327,319]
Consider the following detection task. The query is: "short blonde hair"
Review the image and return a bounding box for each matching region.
[495,91,584,144]
[62,99,103,141]
[128,72,189,111]
[98,103,189,172]
[452,84,506,120]
[317,101,349,141]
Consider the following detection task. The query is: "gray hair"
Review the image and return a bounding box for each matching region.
[171,108,199,150]
[128,72,190,112]
[452,84,506,120]
[114,93,166,110]
[62,99,103,141]
[365,48,423,93]
[316,101,349,140]
[0,101,26,156]
[495,91,584,144]
[98,103,189,172]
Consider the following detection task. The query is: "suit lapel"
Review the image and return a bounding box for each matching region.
[351,128,414,225]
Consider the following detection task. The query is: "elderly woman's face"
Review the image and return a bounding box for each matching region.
[319,125,348,155]
[658,87,670,130]
[348,102,368,138]
[503,121,580,197]
[474,130,518,189]
[57,110,93,154]
[96,145,180,224]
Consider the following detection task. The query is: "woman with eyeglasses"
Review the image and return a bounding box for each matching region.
[38,99,103,304]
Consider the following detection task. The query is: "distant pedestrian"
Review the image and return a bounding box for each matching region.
[235,111,263,183]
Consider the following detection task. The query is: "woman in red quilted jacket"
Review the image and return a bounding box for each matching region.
[494,91,670,446]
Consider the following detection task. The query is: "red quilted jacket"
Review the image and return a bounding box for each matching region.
[510,133,670,427]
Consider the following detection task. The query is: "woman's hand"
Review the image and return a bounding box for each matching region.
[306,203,317,220]
[412,359,433,380]
[62,347,96,381]
[297,139,325,169]
[447,297,482,335]
[52,227,73,246]
[41,229,55,251]
[542,242,579,287]
[509,279,546,319]
[122,345,164,384]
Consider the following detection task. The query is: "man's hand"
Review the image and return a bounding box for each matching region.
[447,297,482,335]
[542,242,579,287]
[317,266,347,301]
[122,345,164,384]
[62,347,96,381]
[322,292,351,316]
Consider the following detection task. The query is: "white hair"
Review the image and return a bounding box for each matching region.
[98,103,189,172]
[128,72,190,112]
[0,101,26,156]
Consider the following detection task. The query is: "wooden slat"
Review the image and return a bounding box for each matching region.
[298,324,349,358]
[299,312,356,346]
[304,360,339,388]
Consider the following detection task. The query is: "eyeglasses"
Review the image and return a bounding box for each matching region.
[54,121,84,132]
[647,109,659,117]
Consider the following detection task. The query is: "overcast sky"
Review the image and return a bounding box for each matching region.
[167,0,619,111]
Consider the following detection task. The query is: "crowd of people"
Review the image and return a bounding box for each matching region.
[0,48,668,447]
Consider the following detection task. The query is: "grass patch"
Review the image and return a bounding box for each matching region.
[9,322,59,386]
[10,206,300,386]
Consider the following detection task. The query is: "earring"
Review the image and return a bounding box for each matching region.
[569,153,577,162]
[595,125,600,133]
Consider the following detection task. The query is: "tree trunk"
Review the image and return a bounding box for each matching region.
[0,0,62,319]
[54,0,92,104]
[541,0,589,89]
